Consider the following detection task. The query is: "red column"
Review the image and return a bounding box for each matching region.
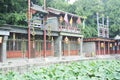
[27,0,31,59]
[43,29,46,58]
[95,42,97,55]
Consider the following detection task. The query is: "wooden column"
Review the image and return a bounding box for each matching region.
[59,36,62,59]
[27,0,31,59]
[68,41,70,56]
[104,41,105,55]
[98,41,100,55]
[1,36,8,62]
[80,38,83,56]
[51,37,54,56]
[95,42,97,55]
[108,42,110,54]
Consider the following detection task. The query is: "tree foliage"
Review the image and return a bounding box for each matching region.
[0,0,27,25]
[0,0,119,37]
[103,0,120,37]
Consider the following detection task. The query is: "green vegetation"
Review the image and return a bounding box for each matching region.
[1,60,120,80]
[0,0,120,37]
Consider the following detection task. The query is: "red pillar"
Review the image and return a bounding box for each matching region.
[27,0,31,59]
[98,41,100,55]
[43,27,46,58]
[43,0,47,58]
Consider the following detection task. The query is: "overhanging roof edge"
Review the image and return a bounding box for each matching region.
[60,32,83,37]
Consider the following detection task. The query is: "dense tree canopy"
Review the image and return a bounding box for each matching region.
[0,0,119,37]
[0,0,27,25]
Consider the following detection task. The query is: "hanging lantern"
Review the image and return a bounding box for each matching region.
[101,43,104,48]
[110,43,112,48]
[77,38,81,44]
[64,37,69,44]
[0,37,2,43]
[115,42,117,46]
[59,16,63,23]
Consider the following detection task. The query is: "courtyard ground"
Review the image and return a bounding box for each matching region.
[0,54,120,74]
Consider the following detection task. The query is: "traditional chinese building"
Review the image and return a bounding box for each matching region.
[83,37,115,56]
[47,7,84,57]
[0,4,48,62]
[0,27,9,62]
[114,35,120,54]
[0,4,84,62]
[83,13,116,56]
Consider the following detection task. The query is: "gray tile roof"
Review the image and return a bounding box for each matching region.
[31,4,48,14]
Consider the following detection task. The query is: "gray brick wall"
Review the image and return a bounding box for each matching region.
[83,42,96,55]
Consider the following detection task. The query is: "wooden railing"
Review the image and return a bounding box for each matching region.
[59,25,80,33]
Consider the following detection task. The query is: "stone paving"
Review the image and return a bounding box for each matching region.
[0,54,120,73]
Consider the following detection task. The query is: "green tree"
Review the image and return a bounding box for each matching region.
[103,0,120,37]
[73,0,104,37]
[46,0,69,11]
[0,0,119,37]
[0,0,27,25]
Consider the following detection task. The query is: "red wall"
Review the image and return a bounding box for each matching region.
[7,50,52,58]
[62,50,78,56]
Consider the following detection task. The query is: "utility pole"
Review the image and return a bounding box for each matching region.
[28,0,31,59]
[44,0,46,10]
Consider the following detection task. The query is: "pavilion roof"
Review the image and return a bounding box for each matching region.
[47,7,84,19]
[31,4,48,14]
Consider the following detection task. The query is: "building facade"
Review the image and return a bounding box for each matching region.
[83,13,119,56]
[0,4,83,62]
[114,35,120,54]
[83,38,115,56]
